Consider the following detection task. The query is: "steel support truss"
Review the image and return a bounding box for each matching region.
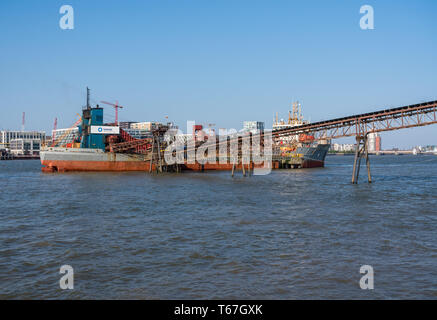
[273,101,437,141]
[271,101,437,183]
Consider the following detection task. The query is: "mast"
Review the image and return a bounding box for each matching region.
[298,102,303,122]
[86,87,90,109]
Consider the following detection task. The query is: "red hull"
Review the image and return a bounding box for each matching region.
[41,160,283,172]
[41,160,154,172]
[41,159,323,172]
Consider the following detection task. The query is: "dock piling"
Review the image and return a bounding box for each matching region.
[352,134,372,184]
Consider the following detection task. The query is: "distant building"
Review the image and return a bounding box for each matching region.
[131,122,161,131]
[367,133,382,152]
[123,128,152,140]
[413,145,437,155]
[10,139,41,156]
[243,121,264,133]
[375,135,381,151]
[118,121,136,130]
[0,130,46,152]
[331,143,355,152]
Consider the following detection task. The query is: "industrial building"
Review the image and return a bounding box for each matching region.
[367,132,382,152]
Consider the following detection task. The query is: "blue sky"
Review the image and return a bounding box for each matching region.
[0,0,436,148]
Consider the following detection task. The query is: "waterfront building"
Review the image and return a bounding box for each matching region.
[0,130,46,151]
[9,139,41,156]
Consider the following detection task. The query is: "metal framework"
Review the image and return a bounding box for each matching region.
[273,100,437,140]
[109,138,152,153]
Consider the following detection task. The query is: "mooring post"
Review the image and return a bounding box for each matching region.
[365,134,372,183]
[157,138,163,173]
[352,136,360,184]
[352,134,372,184]
[356,144,362,181]
[149,136,155,173]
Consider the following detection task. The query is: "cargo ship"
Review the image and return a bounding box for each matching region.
[271,101,330,168]
[40,91,329,172]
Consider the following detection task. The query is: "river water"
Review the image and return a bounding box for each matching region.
[0,155,436,299]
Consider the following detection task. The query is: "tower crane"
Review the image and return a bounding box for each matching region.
[100,100,124,125]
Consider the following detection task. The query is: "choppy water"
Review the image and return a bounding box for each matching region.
[0,155,436,299]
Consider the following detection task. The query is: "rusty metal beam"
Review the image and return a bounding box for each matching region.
[273,101,437,140]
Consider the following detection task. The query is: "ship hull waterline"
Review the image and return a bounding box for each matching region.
[40,145,329,173]
[41,159,324,172]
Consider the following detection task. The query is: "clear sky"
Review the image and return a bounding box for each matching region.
[1,0,436,148]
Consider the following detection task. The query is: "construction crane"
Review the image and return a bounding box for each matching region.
[100,100,124,125]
